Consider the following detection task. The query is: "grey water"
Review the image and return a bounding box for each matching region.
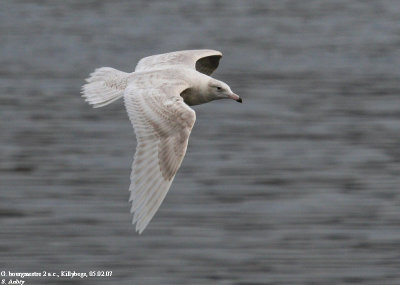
[1,1,400,284]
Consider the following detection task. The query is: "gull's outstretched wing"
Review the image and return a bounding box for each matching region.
[135,49,222,75]
[124,81,196,233]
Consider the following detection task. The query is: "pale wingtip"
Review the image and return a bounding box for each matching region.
[133,220,145,234]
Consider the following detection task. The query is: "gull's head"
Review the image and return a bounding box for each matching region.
[207,79,242,103]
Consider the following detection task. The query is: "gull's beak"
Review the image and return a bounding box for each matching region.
[229,93,243,103]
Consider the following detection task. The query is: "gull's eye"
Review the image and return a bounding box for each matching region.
[216,86,222,91]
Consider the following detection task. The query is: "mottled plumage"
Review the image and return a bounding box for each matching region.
[81,49,241,233]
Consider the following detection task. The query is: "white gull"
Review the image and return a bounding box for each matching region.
[82,50,242,233]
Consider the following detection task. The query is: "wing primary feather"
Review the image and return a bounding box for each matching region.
[138,180,171,223]
[132,173,165,214]
[130,164,161,206]
[139,186,171,231]
[132,177,165,224]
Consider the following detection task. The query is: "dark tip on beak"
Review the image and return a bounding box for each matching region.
[236,97,243,103]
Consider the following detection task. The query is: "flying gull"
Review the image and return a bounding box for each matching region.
[82,49,242,233]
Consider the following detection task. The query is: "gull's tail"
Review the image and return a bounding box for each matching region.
[81,67,130,108]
